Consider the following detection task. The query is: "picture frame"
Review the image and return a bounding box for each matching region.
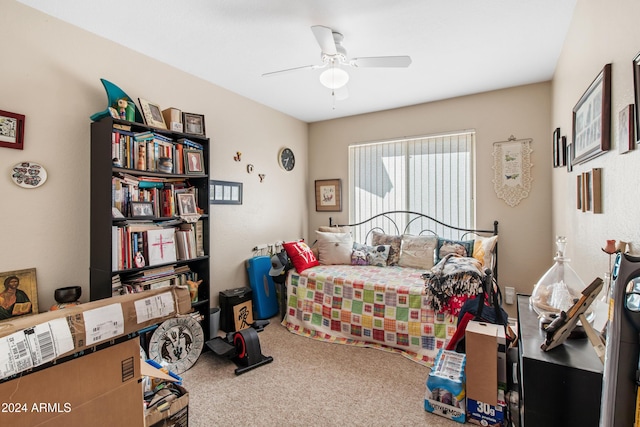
[572,63,611,165]
[552,127,566,168]
[182,112,206,137]
[184,149,205,175]
[209,180,243,205]
[0,110,25,150]
[315,179,342,212]
[131,201,155,218]
[618,104,635,154]
[566,139,573,172]
[0,268,38,321]
[633,52,640,145]
[138,98,167,129]
[177,192,198,215]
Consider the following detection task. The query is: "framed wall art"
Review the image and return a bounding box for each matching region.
[184,149,205,175]
[0,110,25,150]
[492,136,533,207]
[572,63,611,165]
[633,52,640,144]
[618,104,635,154]
[552,127,566,167]
[209,180,242,205]
[0,268,38,321]
[138,98,167,129]
[182,112,206,137]
[315,179,342,212]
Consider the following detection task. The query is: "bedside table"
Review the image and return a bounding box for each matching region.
[517,294,603,426]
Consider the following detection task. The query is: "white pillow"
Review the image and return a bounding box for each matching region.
[398,234,438,269]
[316,231,353,265]
[473,235,498,268]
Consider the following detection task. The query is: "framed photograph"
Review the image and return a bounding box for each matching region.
[315,179,342,212]
[566,139,573,172]
[138,98,167,129]
[572,63,611,165]
[182,112,206,137]
[633,52,640,144]
[209,180,242,205]
[552,127,566,168]
[618,104,635,154]
[0,110,25,150]
[184,149,205,175]
[0,268,38,321]
[131,201,155,218]
[177,192,198,215]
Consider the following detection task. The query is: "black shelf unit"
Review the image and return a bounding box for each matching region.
[90,117,211,339]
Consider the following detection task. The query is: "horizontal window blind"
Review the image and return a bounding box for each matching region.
[348,131,475,241]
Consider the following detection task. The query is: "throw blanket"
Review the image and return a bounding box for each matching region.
[422,254,484,315]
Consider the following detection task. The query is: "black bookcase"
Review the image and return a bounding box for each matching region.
[89,117,211,339]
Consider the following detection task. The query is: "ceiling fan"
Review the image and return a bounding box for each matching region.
[262,25,412,100]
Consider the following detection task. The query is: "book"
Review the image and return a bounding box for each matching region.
[195,220,204,257]
[145,228,177,266]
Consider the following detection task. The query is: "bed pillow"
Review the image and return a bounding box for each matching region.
[371,231,401,265]
[435,238,475,263]
[473,235,498,268]
[312,226,350,258]
[316,231,353,265]
[351,243,391,266]
[283,240,320,273]
[398,234,438,270]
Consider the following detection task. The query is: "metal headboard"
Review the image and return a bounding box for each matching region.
[329,210,499,283]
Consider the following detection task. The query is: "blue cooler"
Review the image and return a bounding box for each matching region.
[246,256,279,319]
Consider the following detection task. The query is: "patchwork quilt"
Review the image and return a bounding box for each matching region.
[283,264,478,366]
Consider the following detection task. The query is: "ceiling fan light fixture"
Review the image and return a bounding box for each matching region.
[319,67,349,89]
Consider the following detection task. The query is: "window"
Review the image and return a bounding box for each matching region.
[348,130,475,240]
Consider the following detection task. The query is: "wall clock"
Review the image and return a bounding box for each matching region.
[148,316,204,374]
[278,147,295,171]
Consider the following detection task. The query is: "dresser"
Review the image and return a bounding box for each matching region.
[517,294,603,426]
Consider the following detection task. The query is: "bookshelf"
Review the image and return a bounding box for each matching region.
[90,117,211,340]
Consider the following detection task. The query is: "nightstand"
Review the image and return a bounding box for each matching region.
[516,294,603,426]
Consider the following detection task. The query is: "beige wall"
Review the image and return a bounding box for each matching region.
[309,83,553,316]
[1,2,308,310]
[552,0,640,284]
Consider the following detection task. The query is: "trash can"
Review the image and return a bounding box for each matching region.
[209,307,220,340]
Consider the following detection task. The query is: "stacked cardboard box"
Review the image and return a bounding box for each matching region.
[465,320,507,426]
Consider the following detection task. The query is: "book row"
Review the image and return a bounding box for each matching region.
[112,174,201,219]
[111,221,204,272]
[112,129,205,175]
[111,265,200,296]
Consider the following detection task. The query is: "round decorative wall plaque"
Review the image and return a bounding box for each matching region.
[11,161,47,188]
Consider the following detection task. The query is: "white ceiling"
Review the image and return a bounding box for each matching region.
[18,0,576,123]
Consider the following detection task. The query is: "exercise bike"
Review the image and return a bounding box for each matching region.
[205,320,273,375]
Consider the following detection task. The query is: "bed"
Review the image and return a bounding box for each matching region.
[281,211,498,366]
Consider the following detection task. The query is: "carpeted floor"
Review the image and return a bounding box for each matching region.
[180,318,461,427]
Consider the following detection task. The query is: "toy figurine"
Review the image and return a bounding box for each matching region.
[116,98,128,119]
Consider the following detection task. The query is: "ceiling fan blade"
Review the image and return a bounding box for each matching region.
[334,85,349,101]
[350,56,412,68]
[311,25,337,55]
[261,64,322,77]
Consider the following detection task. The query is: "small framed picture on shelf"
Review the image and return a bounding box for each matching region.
[177,193,198,215]
[131,201,155,218]
[184,149,205,175]
[182,112,206,137]
[138,98,167,129]
[0,268,38,320]
[0,110,25,150]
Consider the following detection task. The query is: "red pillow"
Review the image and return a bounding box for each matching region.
[283,240,319,273]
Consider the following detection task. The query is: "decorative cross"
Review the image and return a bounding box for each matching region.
[152,234,173,260]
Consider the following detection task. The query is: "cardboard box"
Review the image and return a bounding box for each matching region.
[424,348,466,423]
[465,320,507,426]
[0,286,191,381]
[144,384,189,427]
[0,338,142,427]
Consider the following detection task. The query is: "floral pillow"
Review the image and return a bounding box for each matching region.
[435,238,475,263]
[473,235,498,268]
[371,232,401,265]
[351,243,391,267]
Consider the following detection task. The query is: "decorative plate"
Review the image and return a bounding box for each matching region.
[148,316,205,374]
[11,161,47,188]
